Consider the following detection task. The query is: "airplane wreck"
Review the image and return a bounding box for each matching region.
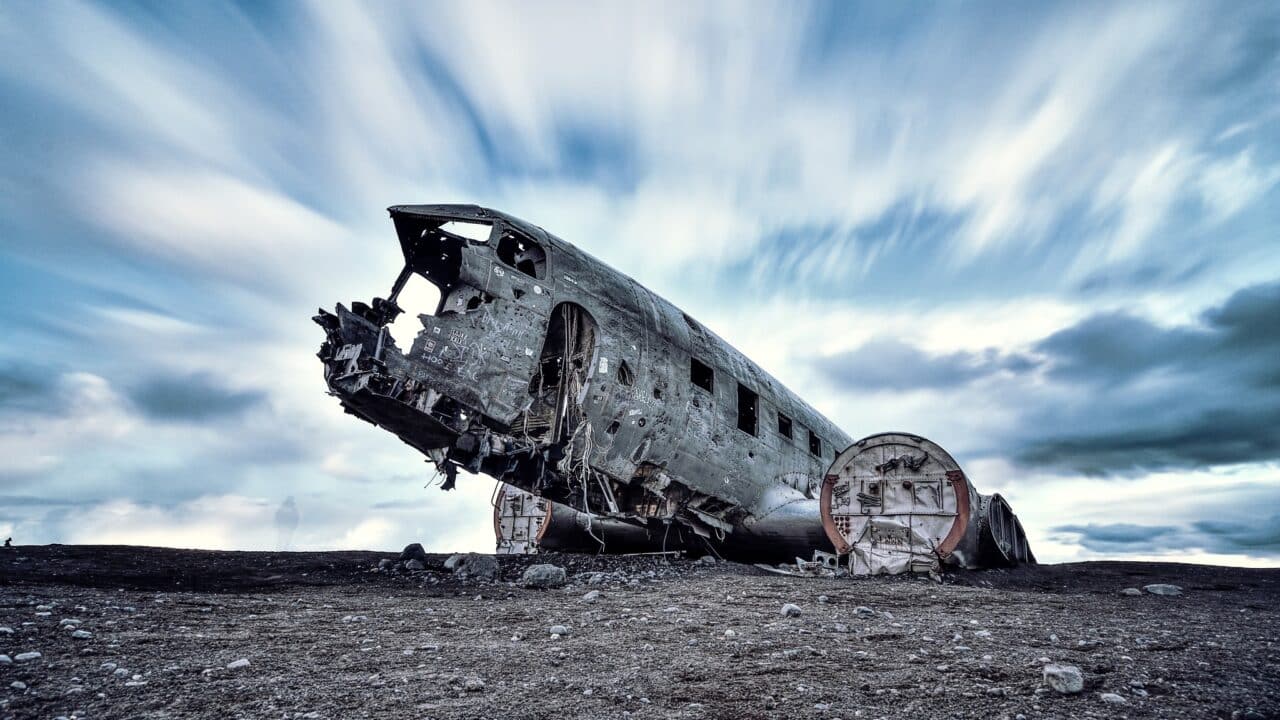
[315,204,1033,574]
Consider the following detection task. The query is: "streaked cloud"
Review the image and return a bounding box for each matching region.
[0,0,1277,563]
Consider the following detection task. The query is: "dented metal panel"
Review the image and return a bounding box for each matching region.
[315,204,1031,570]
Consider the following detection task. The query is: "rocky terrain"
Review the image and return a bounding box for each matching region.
[1,545,1277,720]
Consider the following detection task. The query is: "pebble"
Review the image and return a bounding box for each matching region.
[1100,693,1127,704]
[818,595,829,603]
[973,630,992,638]
[582,590,600,603]
[781,603,802,618]
[549,625,570,636]
[0,626,13,634]
[1119,587,1143,596]
[72,630,93,639]
[404,559,425,571]
[854,606,875,618]
[1143,584,1183,596]
[101,662,117,671]
[463,676,485,692]
[10,681,27,691]
[226,658,251,670]
[14,651,41,662]
[0,654,9,665]
[1043,663,1084,694]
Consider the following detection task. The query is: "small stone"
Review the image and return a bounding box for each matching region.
[11,681,27,691]
[1143,584,1183,596]
[0,626,13,634]
[582,590,601,603]
[854,606,875,618]
[935,664,950,672]
[14,651,41,662]
[72,630,92,639]
[101,662,118,671]
[0,654,9,665]
[226,658,250,670]
[377,558,394,571]
[59,619,80,627]
[818,595,829,603]
[114,668,129,677]
[724,629,737,637]
[549,624,570,636]
[404,558,425,572]
[463,676,485,692]
[698,555,716,565]
[1100,693,1126,704]
[521,564,567,588]
[1119,587,1143,596]
[781,603,802,618]
[1043,663,1084,694]
[973,630,992,638]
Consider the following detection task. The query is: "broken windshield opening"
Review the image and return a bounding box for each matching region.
[386,272,442,348]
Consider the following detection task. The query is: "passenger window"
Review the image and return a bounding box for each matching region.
[736,383,758,436]
[808,429,821,457]
[777,412,793,440]
[496,230,546,279]
[690,357,714,393]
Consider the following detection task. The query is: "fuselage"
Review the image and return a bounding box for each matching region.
[315,204,851,559]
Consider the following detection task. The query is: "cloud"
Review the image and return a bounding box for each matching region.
[127,373,266,422]
[813,338,1036,391]
[1054,515,1280,556]
[1014,281,1280,474]
[1052,523,1182,552]
[0,0,1278,566]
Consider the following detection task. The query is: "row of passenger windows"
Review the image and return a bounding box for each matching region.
[689,355,831,458]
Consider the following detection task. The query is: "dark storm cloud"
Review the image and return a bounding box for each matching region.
[1016,281,1280,474]
[1055,515,1280,556]
[815,281,1280,475]
[127,373,266,422]
[1192,517,1280,554]
[0,362,61,413]
[813,338,1036,391]
[1052,523,1182,552]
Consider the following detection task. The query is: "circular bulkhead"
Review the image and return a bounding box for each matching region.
[820,433,975,574]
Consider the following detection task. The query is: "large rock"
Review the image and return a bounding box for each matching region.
[455,554,499,581]
[1043,663,1084,694]
[521,564,567,588]
[399,543,428,564]
[1143,584,1183,596]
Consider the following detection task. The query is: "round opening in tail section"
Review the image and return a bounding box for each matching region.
[493,483,553,554]
[821,433,972,575]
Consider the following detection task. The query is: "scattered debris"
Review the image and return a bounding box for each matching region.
[1143,584,1183,596]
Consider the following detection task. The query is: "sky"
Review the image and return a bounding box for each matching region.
[0,0,1277,565]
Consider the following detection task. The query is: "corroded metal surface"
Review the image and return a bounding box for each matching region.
[315,204,1032,569]
[822,433,1033,574]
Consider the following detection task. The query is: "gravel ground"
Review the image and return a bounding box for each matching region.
[1,545,1277,719]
